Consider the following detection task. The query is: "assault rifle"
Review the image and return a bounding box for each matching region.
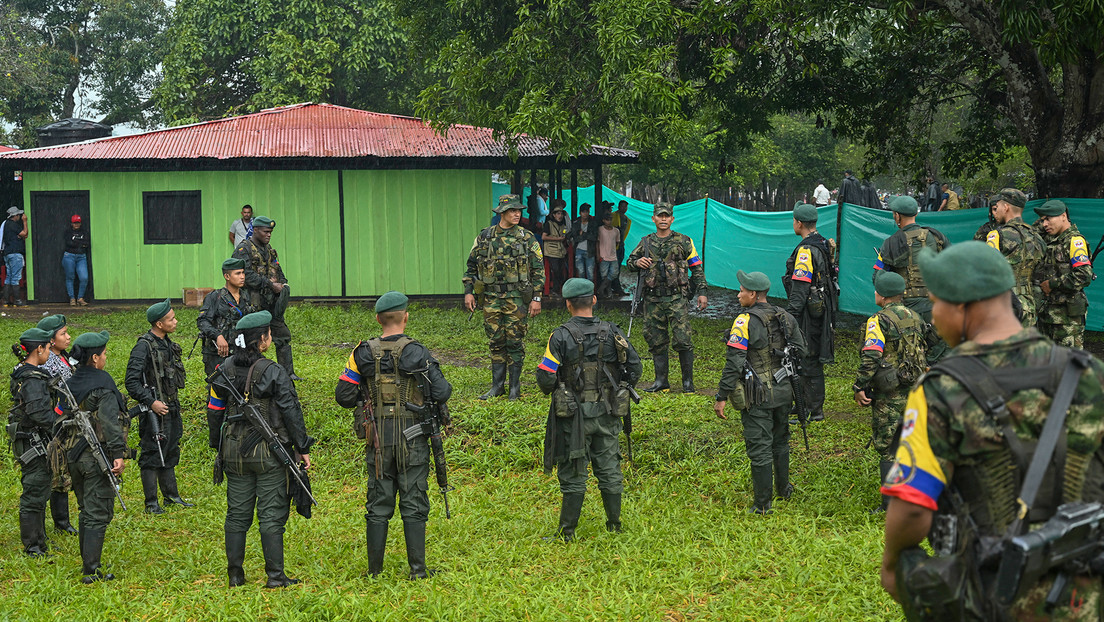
[206,367,317,507]
[134,402,166,467]
[627,272,644,338]
[775,345,808,450]
[403,369,454,518]
[53,379,128,511]
[620,382,642,463]
[1092,235,1104,264]
[15,429,48,465]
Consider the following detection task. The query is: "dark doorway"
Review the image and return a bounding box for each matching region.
[30,191,92,303]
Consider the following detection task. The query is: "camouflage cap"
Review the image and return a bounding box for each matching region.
[888,195,919,216]
[994,188,1027,209]
[375,290,408,313]
[919,241,1013,303]
[736,270,770,293]
[494,194,523,214]
[36,314,67,335]
[1033,199,1067,217]
[72,330,109,350]
[562,278,594,298]
[236,310,272,331]
[253,216,275,229]
[793,203,818,223]
[653,202,673,216]
[222,258,246,273]
[146,298,172,324]
[874,271,906,297]
[19,327,54,344]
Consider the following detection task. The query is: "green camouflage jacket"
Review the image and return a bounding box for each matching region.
[1034,223,1095,305]
[463,223,545,298]
[627,232,705,299]
[232,238,287,309]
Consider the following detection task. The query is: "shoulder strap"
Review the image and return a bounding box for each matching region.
[562,323,587,389]
[244,358,273,401]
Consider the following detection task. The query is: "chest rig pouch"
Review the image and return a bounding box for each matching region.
[477,227,531,290]
[221,359,283,474]
[901,227,943,299]
[872,310,928,394]
[366,337,423,420]
[141,334,186,401]
[559,322,627,418]
[743,305,787,406]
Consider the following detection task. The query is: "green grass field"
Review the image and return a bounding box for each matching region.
[0,302,904,621]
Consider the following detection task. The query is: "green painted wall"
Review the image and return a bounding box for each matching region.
[23,168,490,299]
[342,169,490,295]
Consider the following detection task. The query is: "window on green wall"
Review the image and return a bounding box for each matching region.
[143,190,202,244]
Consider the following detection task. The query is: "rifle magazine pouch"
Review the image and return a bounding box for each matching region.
[897,547,988,622]
[221,422,272,475]
[353,403,368,440]
[872,365,901,394]
[47,435,72,492]
[552,386,578,418]
[613,386,631,418]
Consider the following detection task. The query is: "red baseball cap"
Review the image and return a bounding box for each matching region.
[71,215,81,222]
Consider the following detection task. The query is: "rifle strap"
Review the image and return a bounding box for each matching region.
[243,358,272,403]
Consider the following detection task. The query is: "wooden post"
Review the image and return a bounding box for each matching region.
[512,169,522,196]
[570,167,578,219]
[593,164,603,216]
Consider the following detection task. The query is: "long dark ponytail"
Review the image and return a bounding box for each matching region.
[11,340,47,363]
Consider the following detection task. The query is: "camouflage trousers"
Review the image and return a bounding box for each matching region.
[643,295,693,356]
[871,392,906,460]
[1013,285,1039,328]
[482,295,529,365]
[1038,295,1087,349]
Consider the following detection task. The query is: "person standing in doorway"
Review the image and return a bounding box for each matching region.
[2,206,28,306]
[63,215,90,306]
[229,205,254,246]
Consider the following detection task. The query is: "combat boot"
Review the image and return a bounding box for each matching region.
[479,363,506,400]
[644,354,670,392]
[404,522,438,580]
[80,529,115,583]
[51,491,78,535]
[600,491,622,533]
[507,361,523,401]
[276,342,302,381]
[260,532,300,588]
[225,531,247,587]
[366,520,388,577]
[3,284,11,306]
[141,469,164,514]
[750,465,774,515]
[774,453,793,501]
[20,511,48,557]
[159,468,195,507]
[555,493,585,541]
[677,350,695,393]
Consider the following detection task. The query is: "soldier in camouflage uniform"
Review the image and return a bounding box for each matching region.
[972,197,999,242]
[464,194,545,401]
[1032,200,1095,348]
[232,216,299,380]
[880,241,1104,620]
[197,258,257,377]
[984,188,1046,328]
[853,272,943,512]
[125,299,192,514]
[627,203,707,393]
[715,271,805,514]
[872,196,948,321]
[783,204,836,421]
[537,278,642,539]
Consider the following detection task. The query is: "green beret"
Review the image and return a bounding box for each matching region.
[736,270,770,293]
[889,195,919,216]
[146,298,172,324]
[20,327,54,344]
[562,278,595,298]
[653,203,673,216]
[72,330,109,350]
[919,241,1014,303]
[375,291,409,313]
[874,271,906,297]
[994,188,1027,209]
[1033,200,1067,217]
[494,194,523,214]
[222,258,246,272]
[252,216,275,229]
[36,314,67,336]
[793,203,818,223]
[236,311,272,331]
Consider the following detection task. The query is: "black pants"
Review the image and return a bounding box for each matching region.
[547,257,567,295]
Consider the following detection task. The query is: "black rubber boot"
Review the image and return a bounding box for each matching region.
[644,354,670,392]
[226,531,247,587]
[404,522,437,580]
[774,453,793,500]
[20,511,48,557]
[261,532,300,588]
[141,469,164,514]
[479,363,507,400]
[366,520,388,577]
[81,529,115,583]
[556,493,585,541]
[159,468,195,508]
[678,350,695,393]
[600,492,622,533]
[507,362,523,401]
[276,343,301,381]
[51,491,78,535]
[750,465,774,515]
[871,460,894,514]
[2,284,11,306]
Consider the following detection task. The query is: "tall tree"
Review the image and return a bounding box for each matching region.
[156,0,423,124]
[398,0,1104,197]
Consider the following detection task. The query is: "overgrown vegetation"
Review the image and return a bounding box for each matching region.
[0,303,901,620]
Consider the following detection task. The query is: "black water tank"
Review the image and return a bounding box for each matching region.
[36,118,113,147]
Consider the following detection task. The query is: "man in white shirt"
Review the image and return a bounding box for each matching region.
[813,181,831,207]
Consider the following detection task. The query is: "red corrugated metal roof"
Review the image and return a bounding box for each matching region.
[0,103,637,162]
[0,146,16,152]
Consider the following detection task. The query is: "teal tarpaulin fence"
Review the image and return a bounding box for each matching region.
[488,184,1103,329]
